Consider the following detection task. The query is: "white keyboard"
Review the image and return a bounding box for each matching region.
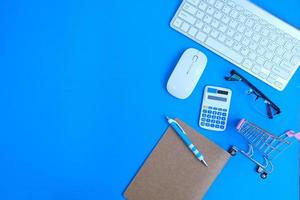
[171,0,300,91]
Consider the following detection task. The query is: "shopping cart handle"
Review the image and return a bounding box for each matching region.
[286,130,300,140]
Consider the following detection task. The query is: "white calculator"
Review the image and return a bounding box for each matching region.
[199,86,232,131]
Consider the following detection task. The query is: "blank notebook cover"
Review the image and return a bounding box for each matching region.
[124,118,231,200]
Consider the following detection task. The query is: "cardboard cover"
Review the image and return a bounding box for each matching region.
[124,118,231,200]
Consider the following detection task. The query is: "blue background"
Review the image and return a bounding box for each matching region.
[0,0,299,199]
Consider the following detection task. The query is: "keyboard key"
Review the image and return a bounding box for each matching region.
[272,66,290,80]
[195,20,204,29]
[195,31,207,42]
[232,42,242,51]
[203,25,212,34]
[237,24,246,33]
[243,59,253,69]
[187,0,200,6]
[211,19,220,28]
[222,5,231,14]
[229,20,238,28]
[221,16,231,24]
[181,22,190,32]
[203,15,212,24]
[214,11,223,19]
[211,30,220,38]
[178,11,196,24]
[198,1,208,10]
[215,1,224,9]
[207,0,216,5]
[205,37,243,63]
[207,6,215,15]
[196,11,205,19]
[245,19,254,27]
[173,18,183,28]
[225,38,234,47]
[218,34,226,42]
[183,3,198,15]
[188,27,198,36]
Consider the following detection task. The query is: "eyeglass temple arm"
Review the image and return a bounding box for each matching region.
[226,70,281,114]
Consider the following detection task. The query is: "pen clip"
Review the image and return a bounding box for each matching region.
[173,120,187,135]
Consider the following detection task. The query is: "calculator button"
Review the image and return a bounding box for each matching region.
[221,121,225,125]
[208,110,212,114]
[217,116,221,120]
[213,107,218,110]
[222,117,226,120]
[216,125,220,128]
[208,106,213,109]
[216,120,220,124]
[218,108,223,111]
[207,115,212,118]
[212,111,217,115]
[222,113,227,116]
[211,124,215,127]
[203,110,208,113]
[201,122,205,126]
[201,118,206,121]
[220,125,225,129]
[211,120,216,123]
[206,119,211,122]
[202,114,207,117]
[223,109,227,112]
[217,112,222,115]
[206,123,210,126]
[212,115,216,119]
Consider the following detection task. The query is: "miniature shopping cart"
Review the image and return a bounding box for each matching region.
[229,119,300,179]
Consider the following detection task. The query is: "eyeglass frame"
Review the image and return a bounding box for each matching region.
[225,70,281,119]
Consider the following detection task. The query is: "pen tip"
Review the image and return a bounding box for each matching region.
[203,160,208,167]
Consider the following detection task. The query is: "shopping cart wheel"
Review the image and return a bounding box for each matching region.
[257,166,264,173]
[260,172,268,179]
[228,147,237,156]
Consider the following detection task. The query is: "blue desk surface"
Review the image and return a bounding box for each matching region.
[0,0,299,199]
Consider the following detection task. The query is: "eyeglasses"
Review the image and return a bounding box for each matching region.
[225,70,281,119]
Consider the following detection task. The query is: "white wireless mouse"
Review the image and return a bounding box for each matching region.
[167,48,207,99]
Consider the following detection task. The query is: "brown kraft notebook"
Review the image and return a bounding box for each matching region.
[124,118,231,200]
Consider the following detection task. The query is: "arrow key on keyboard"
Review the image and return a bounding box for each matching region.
[272,66,290,80]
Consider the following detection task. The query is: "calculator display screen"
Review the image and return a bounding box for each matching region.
[208,95,227,102]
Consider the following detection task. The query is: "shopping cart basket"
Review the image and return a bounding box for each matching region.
[229,119,300,179]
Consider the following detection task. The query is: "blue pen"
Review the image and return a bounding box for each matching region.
[166,116,208,167]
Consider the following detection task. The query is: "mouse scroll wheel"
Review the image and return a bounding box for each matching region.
[192,55,198,62]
